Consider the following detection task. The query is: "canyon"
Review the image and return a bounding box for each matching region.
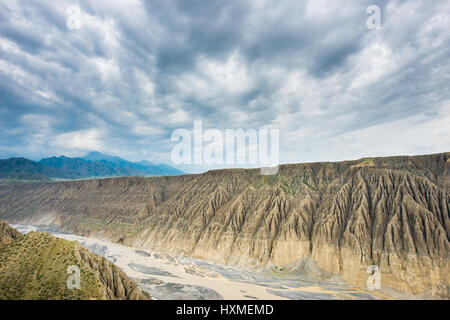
[0,152,448,298]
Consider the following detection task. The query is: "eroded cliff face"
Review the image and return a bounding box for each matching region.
[0,153,448,298]
[0,220,22,246]
[75,241,151,300]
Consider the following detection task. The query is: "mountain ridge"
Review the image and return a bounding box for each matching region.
[0,152,184,181]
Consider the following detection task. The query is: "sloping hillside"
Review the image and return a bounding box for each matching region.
[0,152,448,298]
[0,222,150,300]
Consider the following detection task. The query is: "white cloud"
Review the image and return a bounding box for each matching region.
[51,129,104,153]
[350,42,399,90]
[176,52,254,100]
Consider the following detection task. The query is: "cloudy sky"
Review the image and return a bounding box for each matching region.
[0,0,449,173]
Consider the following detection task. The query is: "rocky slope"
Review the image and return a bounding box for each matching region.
[0,220,23,245]
[0,222,151,300]
[0,152,448,298]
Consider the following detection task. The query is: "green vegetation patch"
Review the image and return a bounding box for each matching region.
[0,232,104,300]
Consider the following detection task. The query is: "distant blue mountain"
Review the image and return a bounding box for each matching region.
[136,160,153,166]
[0,152,184,181]
[152,163,185,176]
[82,151,127,164]
[82,151,184,176]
